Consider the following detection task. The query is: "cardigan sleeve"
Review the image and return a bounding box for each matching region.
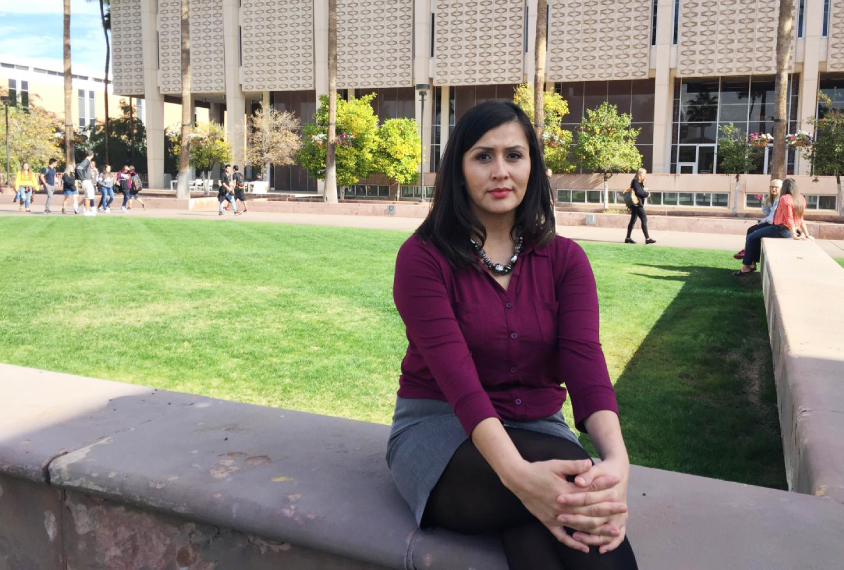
[631,179,648,201]
[553,239,619,432]
[393,237,500,436]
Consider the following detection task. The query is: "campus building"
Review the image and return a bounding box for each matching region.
[110,0,844,212]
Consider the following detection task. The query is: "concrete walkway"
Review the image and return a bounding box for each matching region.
[2,201,843,259]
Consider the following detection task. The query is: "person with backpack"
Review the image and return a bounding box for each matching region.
[623,168,655,245]
[14,162,39,213]
[76,150,97,216]
[233,165,248,214]
[218,164,239,216]
[38,158,59,215]
[61,167,79,214]
[117,165,132,212]
[126,165,145,210]
[97,165,116,213]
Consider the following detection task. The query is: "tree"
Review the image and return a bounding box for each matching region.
[0,89,63,175]
[84,99,147,173]
[805,93,844,216]
[718,123,764,213]
[771,0,796,180]
[573,102,642,209]
[176,0,193,199]
[63,0,74,170]
[374,118,422,192]
[297,94,380,188]
[168,121,231,180]
[514,83,574,174]
[244,104,301,177]
[325,0,338,203]
[534,0,548,147]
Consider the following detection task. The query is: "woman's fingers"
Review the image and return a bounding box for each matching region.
[561,500,628,519]
[557,486,619,508]
[546,524,590,554]
[571,530,616,547]
[556,509,625,532]
[549,458,593,477]
[599,533,626,554]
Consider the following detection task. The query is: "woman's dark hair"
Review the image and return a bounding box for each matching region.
[781,178,805,220]
[415,100,556,268]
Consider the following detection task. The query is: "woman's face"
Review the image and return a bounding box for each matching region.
[771,182,782,196]
[638,170,646,182]
[22,163,29,171]
[461,121,530,223]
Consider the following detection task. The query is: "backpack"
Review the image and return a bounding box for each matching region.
[623,188,640,208]
[62,172,75,189]
[131,174,142,192]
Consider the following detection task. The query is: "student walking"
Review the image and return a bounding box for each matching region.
[126,165,145,210]
[38,158,58,214]
[77,151,97,216]
[15,162,39,213]
[733,178,812,276]
[233,165,248,214]
[624,168,655,244]
[61,168,79,214]
[218,164,239,215]
[117,165,132,212]
[98,165,116,213]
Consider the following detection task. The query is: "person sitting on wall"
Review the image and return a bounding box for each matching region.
[388,101,638,570]
[733,178,813,276]
[733,179,781,259]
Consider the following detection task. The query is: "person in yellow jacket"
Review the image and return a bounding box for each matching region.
[15,163,39,213]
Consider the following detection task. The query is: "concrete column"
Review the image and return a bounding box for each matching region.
[140,0,165,189]
[651,0,676,174]
[524,0,538,84]
[314,0,328,195]
[440,85,450,158]
[223,0,246,171]
[797,0,824,175]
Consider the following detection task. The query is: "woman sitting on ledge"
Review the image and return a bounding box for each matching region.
[734,178,813,276]
[387,101,638,570]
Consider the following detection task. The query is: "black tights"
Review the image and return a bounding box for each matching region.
[423,428,638,570]
[626,207,649,240]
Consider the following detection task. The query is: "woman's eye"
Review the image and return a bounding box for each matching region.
[475,153,490,161]
[508,152,523,160]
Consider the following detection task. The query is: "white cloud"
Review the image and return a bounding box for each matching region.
[0,0,100,17]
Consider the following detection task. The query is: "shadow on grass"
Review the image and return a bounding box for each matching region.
[585,263,786,489]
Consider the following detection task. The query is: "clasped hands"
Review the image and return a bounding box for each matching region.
[505,457,629,555]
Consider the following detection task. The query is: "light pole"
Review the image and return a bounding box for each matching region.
[1,95,9,188]
[416,84,430,201]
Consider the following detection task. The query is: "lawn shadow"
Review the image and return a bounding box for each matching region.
[584,262,786,489]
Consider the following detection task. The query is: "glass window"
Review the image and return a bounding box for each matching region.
[663,192,678,205]
[557,190,572,203]
[678,192,694,206]
[719,104,749,122]
[713,193,729,207]
[673,0,680,44]
[818,196,837,210]
[572,190,586,203]
[823,0,830,37]
[697,146,716,174]
[587,190,603,203]
[649,192,662,205]
[695,193,711,206]
[78,89,86,128]
[556,82,584,123]
[651,0,659,46]
[679,123,717,144]
[678,145,696,162]
[88,91,96,128]
[806,195,818,209]
[584,81,608,113]
[746,193,764,208]
[798,0,805,38]
[607,80,632,115]
[720,77,749,105]
[631,79,655,122]
[680,79,719,122]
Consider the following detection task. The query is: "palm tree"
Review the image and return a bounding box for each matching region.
[176,0,192,198]
[98,0,111,165]
[534,0,548,149]
[771,0,795,180]
[324,0,338,203]
[63,0,74,169]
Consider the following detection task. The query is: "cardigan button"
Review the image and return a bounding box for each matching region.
[505,302,513,309]
[515,399,522,405]
[510,332,518,339]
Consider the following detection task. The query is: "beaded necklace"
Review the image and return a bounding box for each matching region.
[470,234,524,276]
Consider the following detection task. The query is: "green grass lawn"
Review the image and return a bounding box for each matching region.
[0,217,785,489]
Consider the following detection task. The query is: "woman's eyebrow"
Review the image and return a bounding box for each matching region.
[470,145,527,152]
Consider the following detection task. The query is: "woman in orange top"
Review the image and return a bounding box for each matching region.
[734,178,812,276]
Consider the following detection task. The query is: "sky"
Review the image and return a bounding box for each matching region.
[0,0,109,77]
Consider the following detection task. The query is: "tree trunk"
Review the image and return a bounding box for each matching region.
[534,0,548,150]
[129,97,135,161]
[771,0,795,181]
[324,0,338,203]
[100,0,110,166]
[603,174,609,210]
[733,175,740,214]
[176,0,192,198]
[63,0,74,169]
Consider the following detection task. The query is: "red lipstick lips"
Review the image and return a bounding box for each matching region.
[489,188,512,198]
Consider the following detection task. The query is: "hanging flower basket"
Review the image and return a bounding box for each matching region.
[785,130,813,147]
[748,132,773,148]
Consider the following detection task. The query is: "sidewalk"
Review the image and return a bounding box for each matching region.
[2,201,843,259]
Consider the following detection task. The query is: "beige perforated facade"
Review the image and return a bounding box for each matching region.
[336,0,414,89]
[156,0,182,94]
[189,0,226,93]
[240,0,314,92]
[433,0,524,86]
[111,0,145,96]
[827,0,844,71]
[548,0,652,82]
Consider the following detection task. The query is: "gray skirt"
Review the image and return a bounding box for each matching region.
[385,396,582,527]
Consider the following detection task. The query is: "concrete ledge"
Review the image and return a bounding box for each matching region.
[762,240,844,503]
[1,364,843,569]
